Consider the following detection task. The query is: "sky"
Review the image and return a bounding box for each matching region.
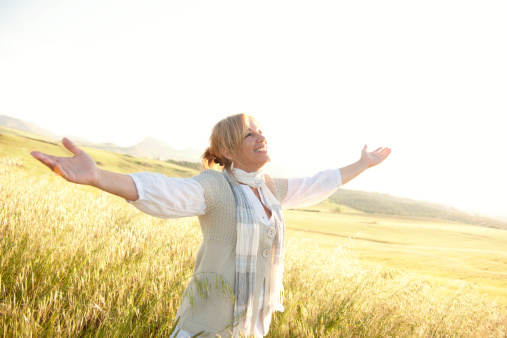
[1,0,506,218]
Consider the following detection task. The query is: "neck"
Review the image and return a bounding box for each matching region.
[233,164,264,173]
[230,167,265,188]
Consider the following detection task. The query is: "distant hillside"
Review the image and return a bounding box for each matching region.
[89,137,201,163]
[0,115,60,140]
[0,131,199,179]
[330,189,507,230]
[0,115,201,162]
[165,159,202,171]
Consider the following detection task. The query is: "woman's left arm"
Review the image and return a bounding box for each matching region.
[281,145,391,209]
[339,145,391,185]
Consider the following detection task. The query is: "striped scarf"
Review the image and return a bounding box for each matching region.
[223,168,285,337]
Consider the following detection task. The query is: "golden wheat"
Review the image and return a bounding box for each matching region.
[1,157,506,337]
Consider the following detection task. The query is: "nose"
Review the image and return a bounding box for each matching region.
[257,133,266,143]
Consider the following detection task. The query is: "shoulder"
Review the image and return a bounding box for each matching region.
[192,169,234,211]
[192,169,228,186]
[265,174,288,202]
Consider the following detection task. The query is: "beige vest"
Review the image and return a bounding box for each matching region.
[175,169,288,336]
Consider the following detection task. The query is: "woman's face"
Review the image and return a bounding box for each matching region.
[232,118,270,172]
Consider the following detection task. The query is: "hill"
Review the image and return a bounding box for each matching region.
[330,188,507,229]
[0,115,60,140]
[90,136,202,162]
[0,127,199,179]
[0,115,201,162]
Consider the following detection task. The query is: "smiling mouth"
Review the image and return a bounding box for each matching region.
[255,146,268,152]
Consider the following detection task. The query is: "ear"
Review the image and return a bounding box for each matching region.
[222,149,233,161]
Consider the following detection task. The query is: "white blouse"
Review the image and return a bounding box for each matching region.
[128,168,342,217]
[127,168,342,337]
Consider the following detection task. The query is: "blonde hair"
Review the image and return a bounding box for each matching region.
[201,113,254,171]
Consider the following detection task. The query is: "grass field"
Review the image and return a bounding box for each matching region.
[1,132,507,336]
[284,209,507,306]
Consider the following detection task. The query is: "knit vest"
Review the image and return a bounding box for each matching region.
[175,169,288,336]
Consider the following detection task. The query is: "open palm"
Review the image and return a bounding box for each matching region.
[31,138,99,185]
[361,145,391,168]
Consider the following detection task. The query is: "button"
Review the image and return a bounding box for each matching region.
[267,227,276,238]
[262,249,270,258]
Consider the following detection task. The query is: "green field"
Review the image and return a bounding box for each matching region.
[284,209,507,306]
[1,129,506,336]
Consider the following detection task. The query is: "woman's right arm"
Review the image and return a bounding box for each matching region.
[32,138,206,219]
[127,172,205,218]
[31,137,140,201]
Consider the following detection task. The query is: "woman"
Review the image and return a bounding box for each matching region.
[31,113,391,337]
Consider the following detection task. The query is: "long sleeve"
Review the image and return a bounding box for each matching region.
[281,168,342,209]
[127,172,206,219]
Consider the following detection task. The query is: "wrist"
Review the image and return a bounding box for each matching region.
[358,157,369,171]
[91,168,105,189]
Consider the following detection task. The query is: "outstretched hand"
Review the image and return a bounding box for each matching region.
[31,138,99,185]
[360,145,391,168]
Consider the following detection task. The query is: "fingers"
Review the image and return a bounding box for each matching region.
[370,147,390,155]
[377,148,392,161]
[363,146,392,165]
[31,151,57,171]
[62,137,82,155]
[31,152,69,178]
[365,146,391,157]
[379,147,391,157]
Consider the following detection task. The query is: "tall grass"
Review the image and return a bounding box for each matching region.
[274,238,507,337]
[1,157,199,336]
[1,157,506,337]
